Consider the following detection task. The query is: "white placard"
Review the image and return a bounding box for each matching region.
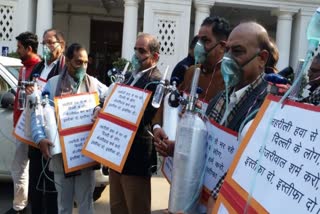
[217,203,229,214]
[84,119,134,166]
[232,99,320,213]
[103,85,148,124]
[162,157,173,183]
[56,93,97,130]
[63,131,94,169]
[13,110,35,146]
[204,120,239,191]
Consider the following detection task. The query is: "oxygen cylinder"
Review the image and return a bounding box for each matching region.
[24,74,41,137]
[163,80,180,140]
[168,68,208,213]
[42,92,61,156]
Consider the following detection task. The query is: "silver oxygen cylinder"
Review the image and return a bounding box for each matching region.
[163,80,180,140]
[18,67,27,110]
[42,92,61,156]
[25,75,42,137]
[168,67,208,213]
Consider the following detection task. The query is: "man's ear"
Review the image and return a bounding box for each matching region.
[259,50,269,66]
[153,52,159,61]
[26,46,33,54]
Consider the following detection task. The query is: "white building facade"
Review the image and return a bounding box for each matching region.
[0,0,319,75]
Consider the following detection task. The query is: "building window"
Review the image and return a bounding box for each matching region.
[157,19,176,56]
[0,5,14,41]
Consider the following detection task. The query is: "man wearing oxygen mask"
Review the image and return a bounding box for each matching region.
[104,33,162,214]
[153,16,231,156]
[31,43,108,214]
[206,21,273,213]
[27,28,66,214]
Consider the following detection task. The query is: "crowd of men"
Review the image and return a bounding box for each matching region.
[5,13,320,214]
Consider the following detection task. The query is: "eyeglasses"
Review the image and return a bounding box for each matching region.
[134,47,148,55]
[41,41,60,46]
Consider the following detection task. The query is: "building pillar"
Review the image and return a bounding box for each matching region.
[272,9,294,70]
[121,0,140,61]
[290,10,314,69]
[193,0,214,36]
[36,0,53,54]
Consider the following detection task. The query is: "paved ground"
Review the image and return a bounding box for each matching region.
[0,175,170,214]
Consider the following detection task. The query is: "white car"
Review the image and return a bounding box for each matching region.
[0,56,108,200]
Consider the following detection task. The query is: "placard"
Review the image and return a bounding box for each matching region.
[60,130,97,173]
[214,95,320,213]
[55,92,99,173]
[55,92,99,131]
[83,84,152,173]
[161,157,173,183]
[102,84,149,125]
[202,119,238,203]
[13,110,37,147]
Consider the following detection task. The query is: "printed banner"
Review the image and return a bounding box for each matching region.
[13,110,37,147]
[214,95,320,213]
[83,84,151,173]
[54,92,99,173]
[202,119,238,203]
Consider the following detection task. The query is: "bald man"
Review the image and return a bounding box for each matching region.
[206,21,274,213]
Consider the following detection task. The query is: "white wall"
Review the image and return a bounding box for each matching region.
[54,14,90,50]
[144,0,192,77]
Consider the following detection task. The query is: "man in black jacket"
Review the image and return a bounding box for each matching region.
[108,33,162,214]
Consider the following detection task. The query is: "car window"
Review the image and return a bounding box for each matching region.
[4,65,20,79]
[0,75,10,92]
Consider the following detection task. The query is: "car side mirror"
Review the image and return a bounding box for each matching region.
[0,91,15,109]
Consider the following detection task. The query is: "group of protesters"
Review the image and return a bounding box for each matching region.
[5,12,320,214]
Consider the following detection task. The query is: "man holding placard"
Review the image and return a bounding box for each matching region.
[105,33,162,214]
[205,22,275,212]
[30,43,108,214]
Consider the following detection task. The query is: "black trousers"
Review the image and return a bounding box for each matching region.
[28,147,58,214]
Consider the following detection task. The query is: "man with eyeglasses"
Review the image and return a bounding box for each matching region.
[104,33,162,214]
[27,28,66,214]
[30,43,107,214]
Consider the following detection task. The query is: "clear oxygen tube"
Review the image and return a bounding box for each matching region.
[42,91,61,156]
[18,67,27,110]
[168,67,208,213]
[152,65,169,108]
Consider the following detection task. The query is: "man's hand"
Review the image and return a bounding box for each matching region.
[39,139,54,160]
[153,127,175,157]
[92,106,101,122]
[25,85,34,95]
[206,195,216,214]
